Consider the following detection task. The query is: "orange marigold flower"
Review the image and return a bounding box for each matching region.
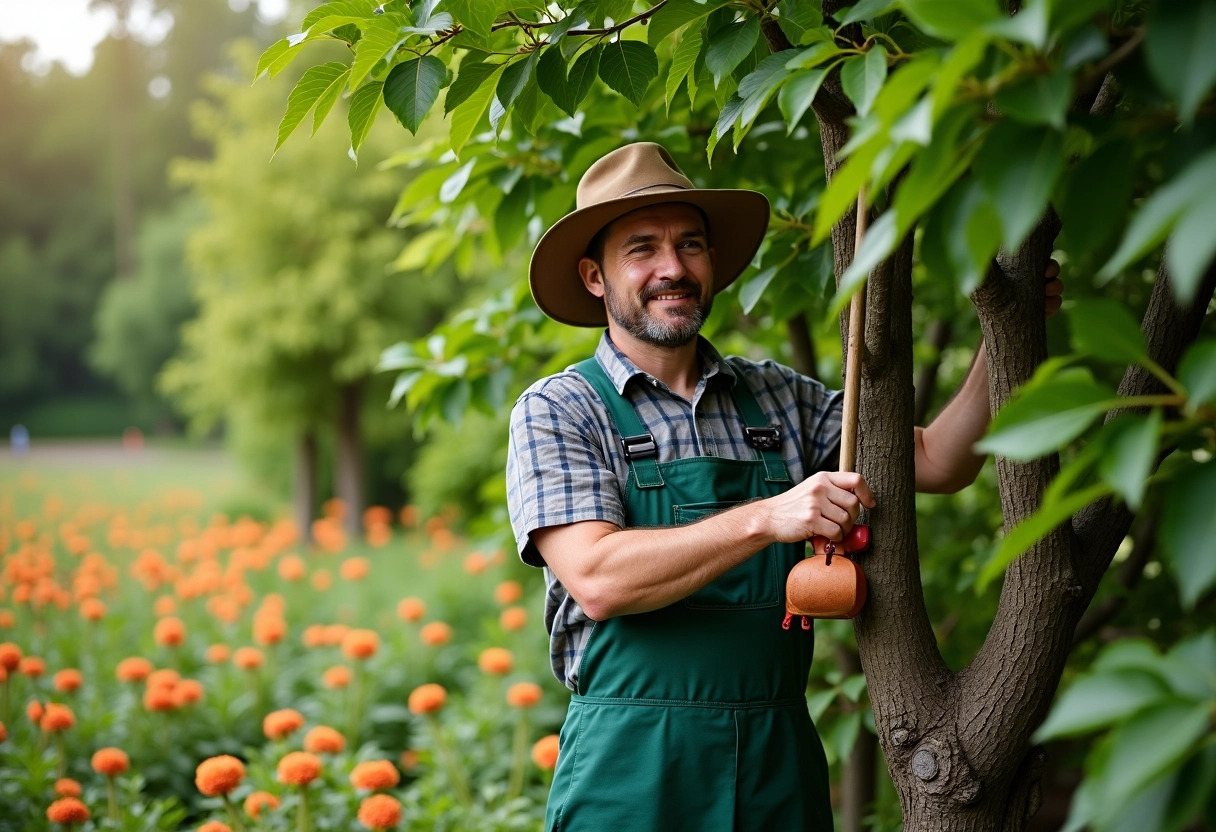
[243,790,280,818]
[115,657,153,683]
[197,822,232,832]
[153,596,177,616]
[362,505,392,528]
[79,597,106,621]
[322,665,351,689]
[0,609,15,628]
[205,644,230,664]
[19,656,46,677]
[263,708,305,740]
[253,615,286,646]
[144,686,177,712]
[46,796,90,824]
[91,747,130,776]
[41,703,76,732]
[399,749,419,771]
[407,683,446,715]
[493,580,523,605]
[233,647,264,670]
[500,606,528,631]
[0,642,21,671]
[322,623,348,645]
[153,616,185,647]
[396,597,426,622]
[478,647,514,675]
[277,554,306,581]
[462,551,486,574]
[54,778,82,797]
[341,629,379,660]
[310,568,333,590]
[506,682,543,709]
[276,751,322,786]
[366,524,391,547]
[531,734,560,769]
[339,557,370,581]
[195,755,245,796]
[399,505,417,527]
[419,622,452,646]
[357,794,402,829]
[175,679,204,706]
[53,668,83,693]
[301,624,327,648]
[303,725,345,754]
[0,721,7,743]
[350,759,400,791]
[146,668,180,692]
[27,700,44,723]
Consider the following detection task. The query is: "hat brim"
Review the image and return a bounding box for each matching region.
[529,188,771,327]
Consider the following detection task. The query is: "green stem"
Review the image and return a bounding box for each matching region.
[429,715,474,807]
[222,792,248,832]
[506,711,528,801]
[348,661,364,748]
[107,776,119,824]
[54,732,65,779]
[298,786,310,832]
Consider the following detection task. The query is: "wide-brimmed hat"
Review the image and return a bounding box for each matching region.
[529,142,770,327]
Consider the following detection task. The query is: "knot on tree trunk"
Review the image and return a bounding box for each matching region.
[908,737,982,805]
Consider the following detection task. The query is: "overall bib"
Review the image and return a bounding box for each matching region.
[544,359,832,832]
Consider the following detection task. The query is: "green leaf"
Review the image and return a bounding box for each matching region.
[870,53,938,125]
[840,48,887,118]
[839,0,897,26]
[1098,411,1162,511]
[275,62,348,154]
[1160,462,1216,610]
[977,368,1116,460]
[1165,187,1216,307]
[994,68,1071,129]
[1098,702,1213,807]
[1058,141,1135,262]
[598,40,659,106]
[445,57,499,114]
[496,52,537,112]
[939,176,1001,294]
[1069,298,1148,365]
[785,41,842,70]
[450,65,500,155]
[979,482,1112,590]
[349,13,408,90]
[1099,149,1216,284]
[1034,669,1171,742]
[445,0,497,38]
[778,65,832,133]
[648,0,731,46]
[708,94,745,160]
[303,0,377,29]
[838,210,899,300]
[1144,0,1216,126]
[1178,339,1216,414]
[841,673,867,702]
[984,0,1048,49]
[898,0,1000,41]
[738,266,779,314]
[256,39,293,80]
[813,135,883,244]
[383,55,447,134]
[776,0,825,45]
[538,44,601,117]
[705,18,761,87]
[666,31,703,114]
[974,121,1065,251]
[348,81,384,158]
[892,104,981,232]
[736,51,795,134]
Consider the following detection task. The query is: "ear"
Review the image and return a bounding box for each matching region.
[578,257,606,299]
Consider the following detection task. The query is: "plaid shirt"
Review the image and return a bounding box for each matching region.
[506,333,843,690]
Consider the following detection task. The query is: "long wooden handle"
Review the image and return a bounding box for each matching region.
[839,187,867,475]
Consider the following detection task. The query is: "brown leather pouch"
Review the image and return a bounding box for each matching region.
[785,544,867,620]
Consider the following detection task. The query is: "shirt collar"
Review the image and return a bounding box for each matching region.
[593,331,738,395]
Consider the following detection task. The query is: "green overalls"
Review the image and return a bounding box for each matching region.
[544,359,832,832]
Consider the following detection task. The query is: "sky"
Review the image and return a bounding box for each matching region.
[0,0,288,75]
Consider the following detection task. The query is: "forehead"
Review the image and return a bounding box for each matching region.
[603,202,708,242]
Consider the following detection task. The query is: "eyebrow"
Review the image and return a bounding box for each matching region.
[619,228,707,248]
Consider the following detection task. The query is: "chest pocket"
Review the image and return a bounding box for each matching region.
[674,501,781,610]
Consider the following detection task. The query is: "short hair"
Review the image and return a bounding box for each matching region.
[583,203,711,268]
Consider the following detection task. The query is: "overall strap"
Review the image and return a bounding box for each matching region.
[573,359,664,489]
[729,372,791,484]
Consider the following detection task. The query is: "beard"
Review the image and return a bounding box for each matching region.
[603,278,712,348]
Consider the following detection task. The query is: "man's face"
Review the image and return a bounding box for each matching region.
[579,203,716,349]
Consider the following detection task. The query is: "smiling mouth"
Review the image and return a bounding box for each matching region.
[649,292,692,302]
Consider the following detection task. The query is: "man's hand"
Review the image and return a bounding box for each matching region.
[760,471,876,544]
[1045,259,1063,318]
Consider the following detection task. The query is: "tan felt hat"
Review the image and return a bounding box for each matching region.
[528,142,771,327]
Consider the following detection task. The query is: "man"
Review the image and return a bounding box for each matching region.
[506,143,1061,831]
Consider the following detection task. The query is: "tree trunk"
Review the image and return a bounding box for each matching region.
[334,382,365,537]
[295,429,317,544]
[787,313,820,380]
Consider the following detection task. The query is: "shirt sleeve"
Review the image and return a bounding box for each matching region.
[505,379,627,567]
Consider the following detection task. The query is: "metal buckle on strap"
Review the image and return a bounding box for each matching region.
[745,426,782,451]
[621,434,658,461]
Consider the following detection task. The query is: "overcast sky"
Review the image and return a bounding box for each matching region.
[0,0,288,75]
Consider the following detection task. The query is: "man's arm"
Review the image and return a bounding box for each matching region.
[532,471,875,620]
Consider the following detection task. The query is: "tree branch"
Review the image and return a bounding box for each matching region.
[786,313,820,380]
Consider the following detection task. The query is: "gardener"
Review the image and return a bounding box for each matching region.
[506,142,1060,831]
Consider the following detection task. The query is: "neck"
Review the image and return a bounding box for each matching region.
[607,325,702,400]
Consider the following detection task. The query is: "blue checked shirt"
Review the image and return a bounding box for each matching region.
[506,333,844,690]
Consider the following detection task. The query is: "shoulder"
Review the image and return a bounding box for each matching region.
[510,368,606,429]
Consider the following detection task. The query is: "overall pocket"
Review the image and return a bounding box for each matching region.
[675,501,780,610]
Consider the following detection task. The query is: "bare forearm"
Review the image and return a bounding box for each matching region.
[914,346,990,493]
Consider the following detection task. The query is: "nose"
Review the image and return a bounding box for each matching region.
[653,243,685,280]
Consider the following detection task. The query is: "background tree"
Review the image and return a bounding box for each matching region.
[268,0,1216,828]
